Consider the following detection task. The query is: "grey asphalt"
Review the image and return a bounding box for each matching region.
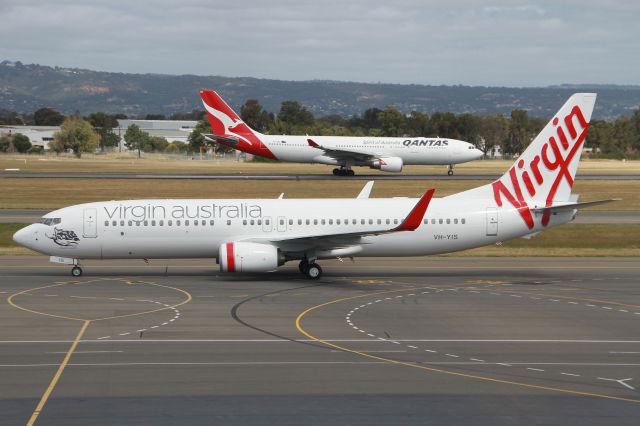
[3,171,640,180]
[2,209,638,224]
[0,257,639,425]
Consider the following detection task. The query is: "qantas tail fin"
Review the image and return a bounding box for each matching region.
[199,90,261,138]
[449,93,597,228]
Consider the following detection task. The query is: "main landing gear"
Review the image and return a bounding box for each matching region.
[299,260,322,280]
[71,265,83,277]
[447,164,454,176]
[332,167,355,177]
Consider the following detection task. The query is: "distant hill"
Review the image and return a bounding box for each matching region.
[1,60,639,120]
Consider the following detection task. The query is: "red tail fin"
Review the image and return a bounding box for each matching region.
[199,90,258,137]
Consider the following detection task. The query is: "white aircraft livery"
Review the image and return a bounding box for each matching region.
[13,94,616,279]
[200,90,482,175]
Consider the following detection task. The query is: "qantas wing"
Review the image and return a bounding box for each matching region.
[307,138,380,163]
[246,189,434,252]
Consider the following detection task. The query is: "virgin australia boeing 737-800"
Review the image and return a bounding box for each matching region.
[13,94,616,279]
[200,90,482,176]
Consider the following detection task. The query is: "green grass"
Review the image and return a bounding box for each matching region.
[0,223,24,247]
[2,223,638,257]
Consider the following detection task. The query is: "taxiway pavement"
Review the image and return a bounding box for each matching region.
[1,257,639,425]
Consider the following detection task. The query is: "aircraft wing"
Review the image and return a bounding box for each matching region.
[246,189,435,253]
[307,138,380,163]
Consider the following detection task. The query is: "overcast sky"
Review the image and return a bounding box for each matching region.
[1,0,638,87]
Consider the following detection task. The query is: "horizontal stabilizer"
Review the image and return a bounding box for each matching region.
[204,134,239,146]
[530,199,621,213]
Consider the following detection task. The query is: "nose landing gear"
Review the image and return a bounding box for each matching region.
[447,164,454,176]
[71,266,83,277]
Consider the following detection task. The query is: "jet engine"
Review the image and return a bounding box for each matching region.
[370,157,403,172]
[219,242,283,273]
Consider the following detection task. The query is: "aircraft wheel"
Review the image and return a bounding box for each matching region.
[347,169,355,176]
[298,260,309,274]
[71,266,83,277]
[332,168,340,175]
[306,263,322,280]
[447,169,454,176]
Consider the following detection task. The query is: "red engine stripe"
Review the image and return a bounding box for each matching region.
[226,242,235,272]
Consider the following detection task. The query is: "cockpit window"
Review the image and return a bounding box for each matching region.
[468,145,475,149]
[40,218,61,226]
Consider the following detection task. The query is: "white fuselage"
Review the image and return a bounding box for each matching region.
[14,196,574,261]
[259,136,481,166]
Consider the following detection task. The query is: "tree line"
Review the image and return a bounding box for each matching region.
[1,102,639,158]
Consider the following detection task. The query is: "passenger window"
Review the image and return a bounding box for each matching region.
[446,219,450,224]
[250,220,255,225]
[280,219,284,225]
[120,220,125,226]
[104,221,109,226]
[128,221,132,226]
[306,219,310,225]
[136,221,141,227]
[209,220,214,226]
[168,220,172,226]
[257,220,262,225]
[185,220,189,226]
[361,219,365,225]
[329,219,333,225]
[377,219,382,225]
[194,221,198,226]
[112,220,117,226]
[423,219,427,224]
[352,219,357,225]
[243,220,247,225]
[321,219,326,225]
[454,218,458,224]
[439,219,443,224]
[144,221,148,226]
[176,220,181,226]
[152,220,156,226]
[266,219,270,225]
[227,220,231,225]
[336,219,341,225]
[386,219,390,225]
[298,219,302,225]
[369,219,373,225]
[201,220,205,226]
[461,218,466,224]
[431,219,436,224]
[289,219,293,225]
[314,219,318,225]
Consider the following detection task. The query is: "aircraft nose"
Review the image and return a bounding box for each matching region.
[474,148,484,159]
[13,226,31,247]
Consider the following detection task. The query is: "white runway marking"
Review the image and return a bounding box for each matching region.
[46,351,123,354]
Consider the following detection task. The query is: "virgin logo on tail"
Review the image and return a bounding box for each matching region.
[492,105,589,229]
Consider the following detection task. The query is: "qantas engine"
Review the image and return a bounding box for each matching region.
[219,242,283,273]
[370,157,403,172]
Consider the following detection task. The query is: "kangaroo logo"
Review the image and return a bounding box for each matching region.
[46,227,80,247]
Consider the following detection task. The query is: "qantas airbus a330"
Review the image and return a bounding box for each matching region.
[200,90,482,176]
[13,93,615,279]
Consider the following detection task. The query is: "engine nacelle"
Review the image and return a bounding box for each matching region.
[219,242,281,273]
[370,156,403,172]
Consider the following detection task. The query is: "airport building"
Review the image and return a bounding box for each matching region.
[0,120,198,152]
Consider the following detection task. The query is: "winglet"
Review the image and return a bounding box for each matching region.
[357,181,375,199]
[307,138,321,148]
[393,189,435,232]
